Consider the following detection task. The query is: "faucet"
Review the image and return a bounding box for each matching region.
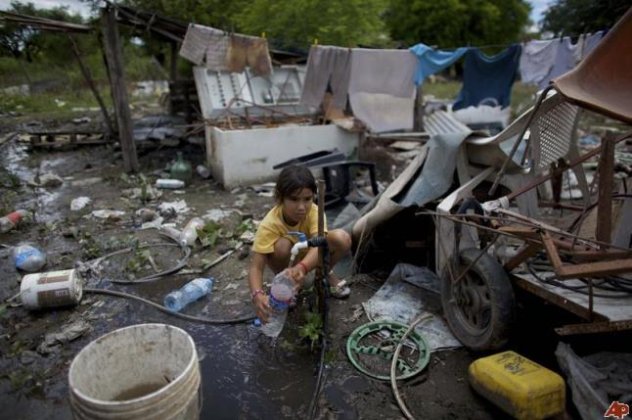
[287,231,308,267]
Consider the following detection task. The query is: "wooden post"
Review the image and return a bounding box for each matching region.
[413,85,424,131]
[596,135,615,245]
[170,41,178,82]
[68,35,115,138]
[101,6,138,173]
[317,179,326,315]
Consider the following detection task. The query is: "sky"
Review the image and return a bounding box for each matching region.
[0,0,95,18]
[528,0,552,27]
[1,0,551,27]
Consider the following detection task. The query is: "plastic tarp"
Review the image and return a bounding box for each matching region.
[362,263,462,351]
[352,131,471,238]
[556,342,632,420]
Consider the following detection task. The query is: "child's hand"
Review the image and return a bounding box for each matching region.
[253,293,271,323]
[284,265,307,292]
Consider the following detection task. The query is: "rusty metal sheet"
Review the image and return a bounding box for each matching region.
[510,275,609,321]
[555,320,632,336]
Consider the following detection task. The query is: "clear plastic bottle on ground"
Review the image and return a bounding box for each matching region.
[260,272,295,338]
[164,277,214,312]
[179,217,205,246]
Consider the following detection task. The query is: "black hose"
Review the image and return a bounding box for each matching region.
[84,288,255,325]
[526,264,632,299]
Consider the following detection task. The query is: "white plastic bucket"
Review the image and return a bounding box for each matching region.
[20,268,83,310]
[68,323,201,420]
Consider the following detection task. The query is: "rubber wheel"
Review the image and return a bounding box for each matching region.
[441,248,515,351]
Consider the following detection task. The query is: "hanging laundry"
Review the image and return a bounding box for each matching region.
[205,30,230,72]
[179,24,272,76]
[347,48,418,133]
[225,34,273,76]
[579,30,604,60]
[349,92,414,133]
[542,37,580,89]
[409,43,468,86]
[348,48,417,98]
[329,48,352,109]
[179,24,214,65]
[300,46,351,109]
[519,39,558,87]
[453,44,521,110]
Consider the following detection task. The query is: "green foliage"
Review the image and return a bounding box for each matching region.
[235,218,255,237]
[541,0,630,36]
[79,231,102,259]
[199,220,222,248]
[237,0,389,47]
[0,1,85,62]
[126,248,152,274]
[385,0,531,48]
[120,0,249,31]
[298,310,323,350]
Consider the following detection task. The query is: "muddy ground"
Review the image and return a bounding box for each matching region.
[0,113,627,419]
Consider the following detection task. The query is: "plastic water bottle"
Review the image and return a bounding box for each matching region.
[260,272,295,338]
[13,244,46,272]
[0,210,29,233]
[155,179,185,189]
[180,217,205,246]
[164,277,214,312]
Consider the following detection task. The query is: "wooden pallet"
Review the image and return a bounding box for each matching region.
[27,131,112,149]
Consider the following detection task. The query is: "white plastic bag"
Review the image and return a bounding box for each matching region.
[13,244,46,272]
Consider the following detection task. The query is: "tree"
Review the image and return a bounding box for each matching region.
[542,0,629,36]
[119,0,250,32]
[236,0,389,48]
[384,0,531,48]
[0,1,85,62]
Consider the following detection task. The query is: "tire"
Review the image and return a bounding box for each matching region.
[441,248,515,351]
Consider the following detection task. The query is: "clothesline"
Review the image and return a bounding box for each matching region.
[438,28,608,51]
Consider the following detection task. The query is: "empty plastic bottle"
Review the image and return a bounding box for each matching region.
[159,225,185,245]
[164,277,214,312]
[180,217,205,246]
[260,272,295,338]
[0,210,29,233]
[155,179,185,189]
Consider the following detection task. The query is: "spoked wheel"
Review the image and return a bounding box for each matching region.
[441,248,515,351]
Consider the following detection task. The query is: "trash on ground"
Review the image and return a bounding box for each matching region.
[362,263,461,351]
[196,164,211,179]
[155,179,185,189]
[158,200,189,216]
[30,172,63,188]
[0,209,30,233]
[91,209,125,221]
[37,320,91,355]
[70,196,91,211]
[20,268,83,310]
[469,351,565,419]
[556,342,632,420]
[13,244,46,272]
[121,185,162,200]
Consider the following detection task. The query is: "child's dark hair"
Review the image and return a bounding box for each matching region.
[275,165,316,202]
